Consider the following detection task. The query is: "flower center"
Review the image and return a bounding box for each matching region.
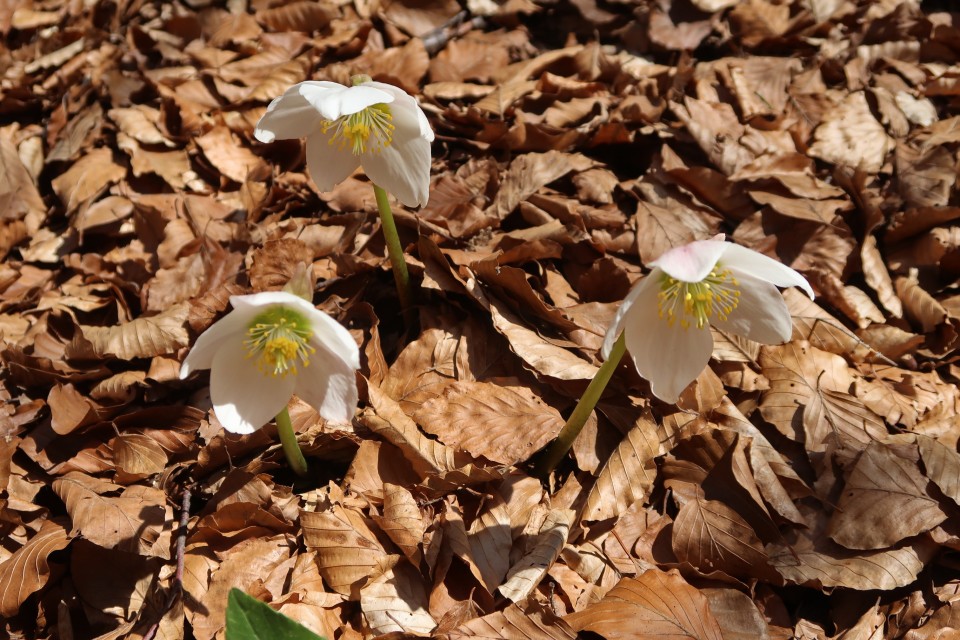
[657,266,741,330]
[323,103,395,155]
[244,307,316,377]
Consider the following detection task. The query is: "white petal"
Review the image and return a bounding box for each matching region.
[254,83,333,143]
[362,137,432,207]
[305,133,361,192]
[619,281,714,403]
[302,305,361,370]
[602,271,660,359]
[210,344,295,434]
[712,271,793,344]
[719,243,814,298]
[180,307,256,378]
[650,238,727,282]
[366,81,435,142]
[228,290,308,313]
[294,339,359,423]
[300,83,394,121]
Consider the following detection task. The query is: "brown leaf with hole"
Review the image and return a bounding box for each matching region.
[413,381,563,465]
[372,483,425,565]
[0,518,71,618]
[301,504,387,599]
[565,569,724,640]
[52,472,172,557]
[360,555,436,636]
[829,442,946,549]
[75,303,190,360]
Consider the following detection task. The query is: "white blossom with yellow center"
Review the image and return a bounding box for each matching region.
[602,238,814,403]
[254,78,434,208]
[180,292,360,434]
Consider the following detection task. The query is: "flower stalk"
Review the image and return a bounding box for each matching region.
[534,332,627,479]
[374,184,415,325]
[275,406,308,477]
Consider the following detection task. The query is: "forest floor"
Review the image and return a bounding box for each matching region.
[3,0,960,638]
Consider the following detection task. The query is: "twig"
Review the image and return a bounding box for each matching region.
[142,484,192,640]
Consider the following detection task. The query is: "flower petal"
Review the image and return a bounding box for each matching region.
[302,306,361,370]
[366,81,435,142]
[254,82,340,143]
[602,271,660,359]
[299,82,394,121]
[713,271,794,344]
[305,133,361,192]
[294,339,359,423]
[362,136,432,208]
[719,243,814,298]
[650,239,727,283]
[210,344,295,434]
[180,307,256,378]
[619,281,714,403]
[228,290,308,313]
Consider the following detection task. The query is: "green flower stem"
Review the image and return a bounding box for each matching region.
[276,407,308,477]
[534,332,627,479]
[373,184,415,324]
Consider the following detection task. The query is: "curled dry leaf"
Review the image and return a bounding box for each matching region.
[0,519,71,618]
[917,434,960,507]
[373,483,425,565]
[498,508,573,603]
[565,569,724,640]
[808,92,894,173]
[75,303,190,360]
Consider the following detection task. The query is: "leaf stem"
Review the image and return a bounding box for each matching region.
[373,184,415,325]
[275,406,308,477]
[534,332,627,479]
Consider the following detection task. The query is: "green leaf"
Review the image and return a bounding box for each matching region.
[225,588,326,640]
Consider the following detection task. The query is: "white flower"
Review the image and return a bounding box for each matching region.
[180,291,360,434]
[254,79,434,208]
[602,238,814,404]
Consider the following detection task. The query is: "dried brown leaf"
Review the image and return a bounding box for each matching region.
[360,556,436,635]
[413,381,563,465]
[0,519,71,618]
[373,484,425,565]
[76,303,190,360]
[301,505,387,599]
[565,569,724,640]
[828,442,946,549]
[918,435,960,507]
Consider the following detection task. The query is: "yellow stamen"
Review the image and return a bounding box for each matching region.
[244,307,316,377]
[322,103,395,155]
[657,265,741,331]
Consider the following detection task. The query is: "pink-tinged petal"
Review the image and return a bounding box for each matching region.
[209,345,295,434]
[305,133,361,192]
[180,307,256,378]
[719,243,814,298]
[713,271,793,344]
[619,281,714,403]
[362,136,432,208]
[254,83,334,143]
[651,239,728,283]
[294,339,359,423]
[365,82,435,142]
[299,83,393,121]
[302,306,361,370]
[602,271,661,359]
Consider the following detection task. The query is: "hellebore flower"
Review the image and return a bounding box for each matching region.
[180,291,360,435]
[602,238,814,403]
[254,79,434,208]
